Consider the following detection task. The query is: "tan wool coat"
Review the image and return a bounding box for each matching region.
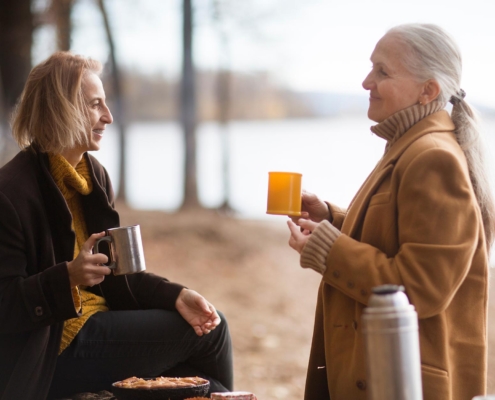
[304,111,488,400]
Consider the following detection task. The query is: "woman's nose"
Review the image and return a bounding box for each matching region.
[362,72,373,91]
[102,106,113,124]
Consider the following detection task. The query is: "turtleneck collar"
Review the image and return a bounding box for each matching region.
[370,101,446,152]
[48,153,93,200]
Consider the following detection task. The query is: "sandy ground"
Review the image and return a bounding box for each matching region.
[74,204,495,399]
[117,204,321,400]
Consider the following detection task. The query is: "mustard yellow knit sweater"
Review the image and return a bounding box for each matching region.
[48,154,109,354]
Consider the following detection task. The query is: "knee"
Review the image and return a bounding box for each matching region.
[216,310,230,331]
[213,310,231,341]
[217,310,228,327]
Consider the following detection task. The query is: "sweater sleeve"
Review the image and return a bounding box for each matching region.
[300,220,341,274]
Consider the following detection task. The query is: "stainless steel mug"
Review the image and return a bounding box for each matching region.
[94,225,146,275]
[362,284,423,400]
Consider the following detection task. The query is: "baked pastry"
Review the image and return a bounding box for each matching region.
[211,392,258,400]
[184,398,210,400]
[113,376,208,389]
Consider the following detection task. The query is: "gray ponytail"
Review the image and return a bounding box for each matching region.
[387,23,495,250]
[451,100,495,249]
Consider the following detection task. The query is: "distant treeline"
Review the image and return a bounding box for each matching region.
[103,68,495,123]
[102,68,320,122]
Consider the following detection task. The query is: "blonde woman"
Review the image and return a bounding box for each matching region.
[288,24,494,400]
[0,52,233,399]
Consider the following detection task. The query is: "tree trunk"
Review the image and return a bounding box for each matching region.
[216,26,234,213]
[52,0,73,51]
[217,68,234,213]
[0,0,33,112]
[211,0,234,214]
[0,0,33,164]
[96,0,127,204]
[180,0,200,209]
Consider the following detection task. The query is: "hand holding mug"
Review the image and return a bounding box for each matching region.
[94,225,146,276]
[299,190,330,222]
[67,232,112,288]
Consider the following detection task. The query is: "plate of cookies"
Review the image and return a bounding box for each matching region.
[112,376,209,400]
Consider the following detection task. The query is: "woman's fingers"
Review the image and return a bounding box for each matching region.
[287,220,304,252]
[81,232,106,253]
[299,218,319,232]
[287,218,321,254]
[301,191,329,222]
[287,219,303,236]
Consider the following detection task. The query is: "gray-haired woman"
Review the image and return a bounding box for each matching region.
[287,24,494,400]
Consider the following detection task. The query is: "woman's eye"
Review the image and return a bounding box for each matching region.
[379,69,388,77]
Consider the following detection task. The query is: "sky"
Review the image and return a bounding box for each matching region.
[33,0,495,109]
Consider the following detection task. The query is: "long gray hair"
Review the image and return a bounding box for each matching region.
[387,23,495,250]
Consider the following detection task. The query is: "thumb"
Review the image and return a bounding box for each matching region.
[302,190,317,201]
[287,219,302,236]
[82,232,106,254]
[198,297,212,315]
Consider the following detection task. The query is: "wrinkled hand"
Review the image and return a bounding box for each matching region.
[290,190,329,223]
[175,289,221,336]
[66,232,111,288]
[287,218,319,254]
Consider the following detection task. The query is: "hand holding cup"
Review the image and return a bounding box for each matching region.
[94,225,146,276]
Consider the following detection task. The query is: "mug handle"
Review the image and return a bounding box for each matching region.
[94,236,116,270]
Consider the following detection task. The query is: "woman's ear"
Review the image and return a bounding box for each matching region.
[420,80,441,105]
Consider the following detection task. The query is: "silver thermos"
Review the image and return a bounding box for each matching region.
[362,284,423,400]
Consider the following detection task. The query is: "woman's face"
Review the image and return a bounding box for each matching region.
[362,34,426,123]
[82,72,113,152]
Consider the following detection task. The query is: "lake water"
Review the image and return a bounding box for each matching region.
[93,114,495,222]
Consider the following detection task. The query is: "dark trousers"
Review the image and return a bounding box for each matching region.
[47,309,233,399]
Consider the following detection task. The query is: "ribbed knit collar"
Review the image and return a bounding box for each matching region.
[48,154,93,200]
[370,101,446,152]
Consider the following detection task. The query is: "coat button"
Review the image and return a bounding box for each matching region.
[333,270,340,278]
[347,281,355,289]
[360,289,368,296]
[35,306,43,316]
[352,321,358,330]
[356,380,366,390]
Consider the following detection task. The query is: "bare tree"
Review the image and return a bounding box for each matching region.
[207,0,312,212]
[180,0,201,209]
[51,0,74,51]
[96,0,128,204]
[212,0,234,213]
[0,0,34,165]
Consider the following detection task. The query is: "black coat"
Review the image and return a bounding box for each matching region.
[0,148,185,399]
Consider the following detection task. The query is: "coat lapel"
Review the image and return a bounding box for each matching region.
[341,163,393,237]
[341,110,455,238]
[35,151,76,265]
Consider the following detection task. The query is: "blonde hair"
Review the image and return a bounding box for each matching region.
[11,51,102,154]
[387,23,495,249]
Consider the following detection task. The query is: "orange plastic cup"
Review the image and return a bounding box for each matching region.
[266,171,302,216]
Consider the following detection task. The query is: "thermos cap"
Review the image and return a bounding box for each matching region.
[372,284,404,295]
[366,284,412,310]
